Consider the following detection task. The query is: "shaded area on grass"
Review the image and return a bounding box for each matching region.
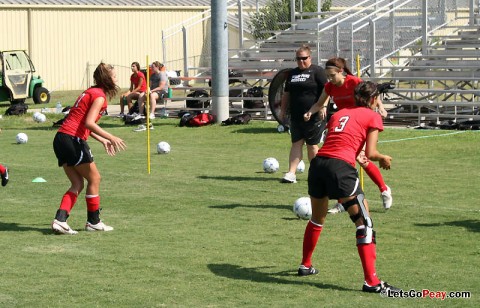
[0,221,51,234]
[198,175,281,182]
[415,219,480,233]
[208,263,352,291]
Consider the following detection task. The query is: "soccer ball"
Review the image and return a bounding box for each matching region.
[33,112,46,123]
[157,141,171,154]
[32,111,41,121]
[16,132,28,144]
[263,157,279,173]
[293,197,312,220]
[297,160,305,173]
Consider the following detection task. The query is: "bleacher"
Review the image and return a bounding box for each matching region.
[158,0,480,127]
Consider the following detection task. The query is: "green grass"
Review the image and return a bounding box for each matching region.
[0,109,478,307]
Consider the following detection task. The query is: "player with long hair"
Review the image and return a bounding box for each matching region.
[298,81,400,294]
[304,57,392,212]
[51,62,126,235]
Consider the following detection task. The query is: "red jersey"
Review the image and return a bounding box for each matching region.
[324,74,362,110]
[131,71,147,92]
[58,87,108,140]
[318,106,383,167]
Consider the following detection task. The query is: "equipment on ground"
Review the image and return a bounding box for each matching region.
[16,132,28,144]
[0,50,50,105]
[293,197,312,220]
[263,157,279,173]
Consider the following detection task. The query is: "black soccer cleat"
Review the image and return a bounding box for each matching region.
[1,167,9,187]
[362,281,401,293]
[297,265,318,276]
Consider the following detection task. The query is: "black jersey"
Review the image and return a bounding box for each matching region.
[284,64,327,122]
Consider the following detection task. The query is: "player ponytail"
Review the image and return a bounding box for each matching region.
[325,57,353,76]
[93,62,119,99]
[354,81,378,107]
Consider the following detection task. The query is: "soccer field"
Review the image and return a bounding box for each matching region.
[0,114,478,307]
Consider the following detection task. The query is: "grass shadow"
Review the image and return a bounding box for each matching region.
[198,175,281,182]
[0,221,51,234]
[231,127,278,134]
[415,219,480,233]
[208,263,352,291]
[209,203,291,211]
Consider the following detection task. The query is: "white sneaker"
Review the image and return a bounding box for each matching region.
[328,203,345,214]
[381,185,393,209]
[117,112,125,118]
[85,221,114,232]
[52,219,78,235]
[281,172,297,183]
[132,113,145,121]
[149,113,155,120]
[133,124,147,132]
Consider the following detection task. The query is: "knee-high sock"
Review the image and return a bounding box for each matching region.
[357,226,381,286]
[86,195,100,224]
[301,220,323,267]
[363,162,387,192]
[59,191,78,214]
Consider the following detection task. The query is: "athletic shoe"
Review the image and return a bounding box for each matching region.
[328,202,345,214]
[381,186,393,209]
[117,112,125,118]
[85,221,114,232]
[132,113,145,121]
[52,219,78,235]
[133,124,147,132]
[362,281,401,293]
[298,265,318,276]
[149,112,155,120]
[281,172,297,183]
[148,123,154,130]
[1,167,9,186]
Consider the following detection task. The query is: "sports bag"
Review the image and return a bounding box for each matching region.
[187,113,215,127]
[244,86,265,109]
[186,90,210,108]
[5,103,28,116]
[222,113,252,125]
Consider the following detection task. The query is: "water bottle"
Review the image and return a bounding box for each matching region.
[56,102,62,114]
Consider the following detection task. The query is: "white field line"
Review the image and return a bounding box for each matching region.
[379,130,470,143]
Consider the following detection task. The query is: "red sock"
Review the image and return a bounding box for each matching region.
[86,195,100,212]
[301,221,323,267]
[357,228,381,286]
[59,191,78,214]
[363,162,387,192]
[0,164,5,174]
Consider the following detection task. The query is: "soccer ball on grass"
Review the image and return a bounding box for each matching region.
[16,132,28,144]
[157,141,171,154]
[263,157,279,173]
[293,197,312,220]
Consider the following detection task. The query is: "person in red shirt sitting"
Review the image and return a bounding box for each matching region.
[118,61,147,117]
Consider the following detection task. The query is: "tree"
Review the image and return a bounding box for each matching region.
[248,0,332,40]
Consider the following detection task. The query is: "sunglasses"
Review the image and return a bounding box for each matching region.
[296,56,310,61]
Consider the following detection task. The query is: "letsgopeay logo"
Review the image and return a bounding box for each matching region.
[291,73,311,83]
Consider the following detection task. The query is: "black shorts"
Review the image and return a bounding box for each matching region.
[53,132,94,167]
[308,156,363,200]
[290,119,325,145]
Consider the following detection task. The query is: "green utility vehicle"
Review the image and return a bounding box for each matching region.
[0,50,50,104]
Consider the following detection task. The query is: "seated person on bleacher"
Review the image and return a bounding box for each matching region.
[119,61,147,117]
[136,61,168,120]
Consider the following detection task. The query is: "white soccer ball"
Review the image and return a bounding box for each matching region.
[293,197,312,220]
[263,157,279,173]
[16,132,28,144]
[157,141,171,154]
[32,111,41,121]
[34,113,46,123]
[297,160,305,173]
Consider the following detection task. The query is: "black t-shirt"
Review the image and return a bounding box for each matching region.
[284,64,327,122]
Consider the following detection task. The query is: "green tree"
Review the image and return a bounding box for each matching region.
[248,0,332,40]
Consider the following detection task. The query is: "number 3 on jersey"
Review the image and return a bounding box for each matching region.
[333,116,350,132]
